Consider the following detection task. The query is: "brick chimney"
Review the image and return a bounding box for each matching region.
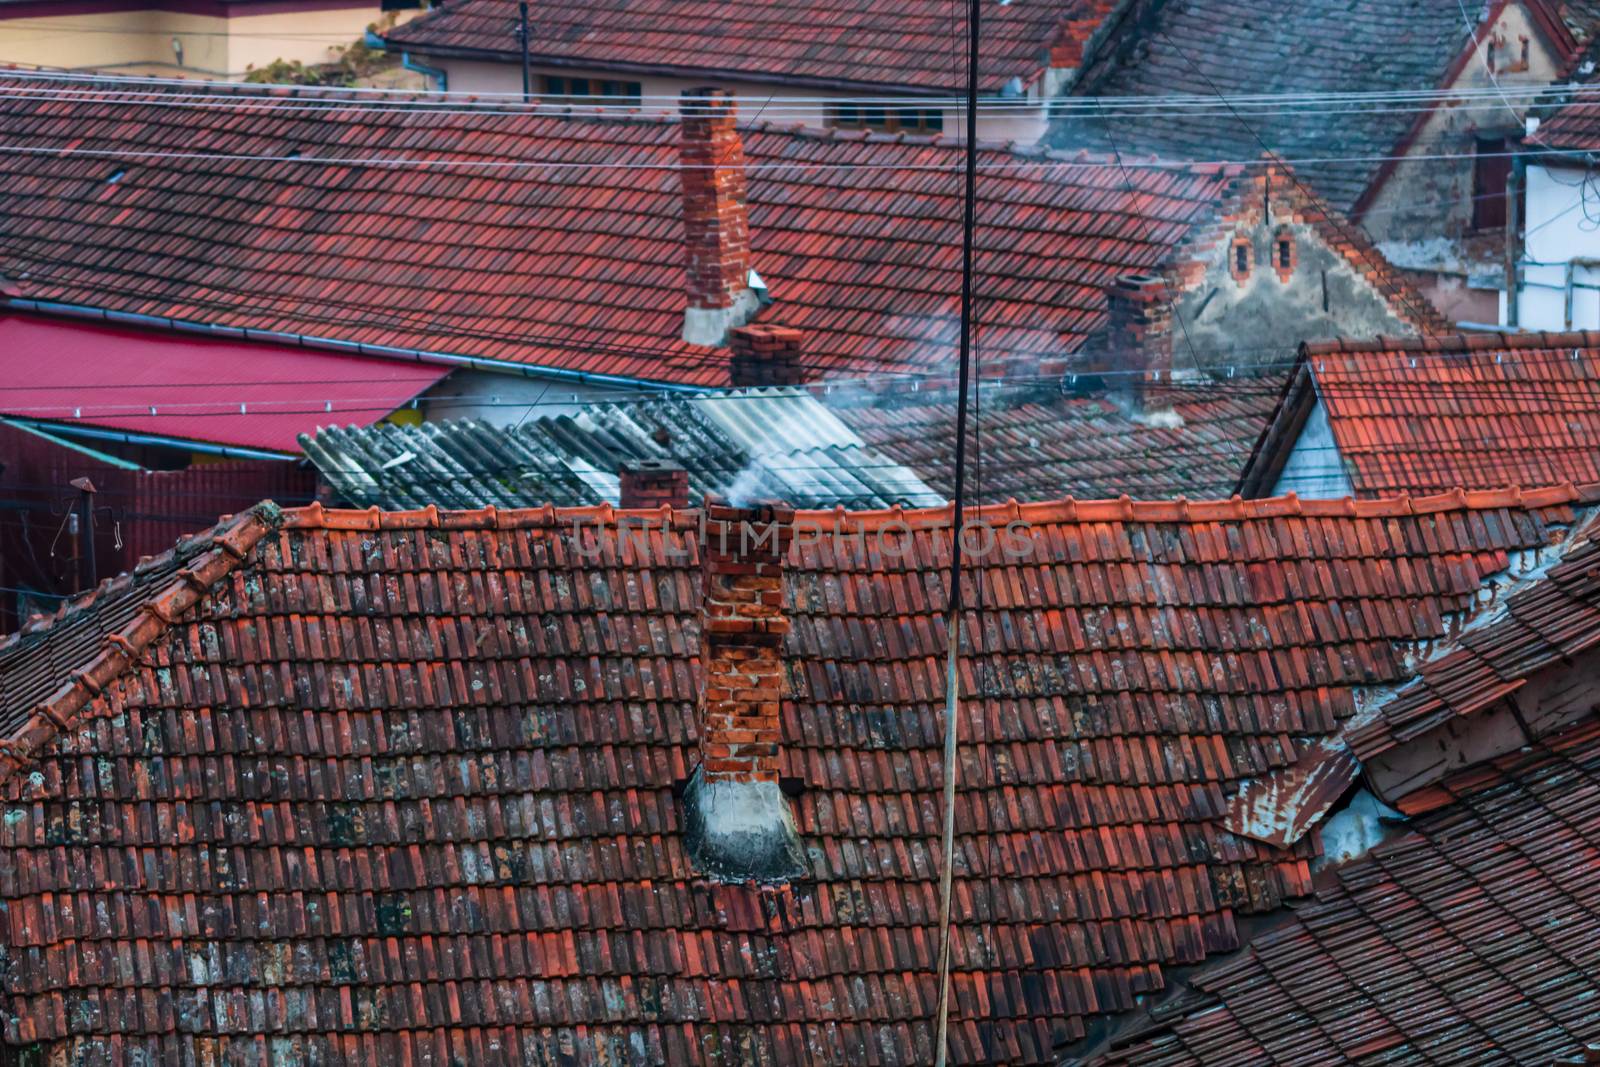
[683,499,805,882]
[619,458,689,509]
[680,87,758,346]
[729,324,807,387]
[1086,273,1175,415]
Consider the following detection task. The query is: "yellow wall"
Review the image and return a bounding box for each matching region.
[0,5,390,79]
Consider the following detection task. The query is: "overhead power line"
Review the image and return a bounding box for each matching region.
[5,68,1600,109]
[0,138,1585,174]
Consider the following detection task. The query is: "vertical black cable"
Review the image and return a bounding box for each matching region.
[933,0,980,1061]
[518,2,532,105]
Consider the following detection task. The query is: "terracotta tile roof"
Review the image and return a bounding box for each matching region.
[1088,716,1600,1067]
[0,487,1593,1062]
[301,389,942,511]
[385,0,1121,94]
[1349,517,1600,761]
[1241,333,1600,499]
[835,379,1283,502]
[1053,0,1477,212]
[0,74,1241,389]
[1531,99,1600,151]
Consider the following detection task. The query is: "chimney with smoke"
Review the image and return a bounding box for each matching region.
[1084,272,1176,415]
[729,323,808,388]
[682,499,805,881]
[679,87,759,346]
[619,458,689,509]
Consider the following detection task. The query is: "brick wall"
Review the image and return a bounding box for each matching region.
[729,323,807,387]
[680,87,751,314]
[1093,272,1175,411]
[619,458,689,509]
[698,501,791,782]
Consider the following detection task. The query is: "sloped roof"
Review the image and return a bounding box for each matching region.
[835,378,1283,502]
[1531,98,1600,151]
[0,487,1594,1062]
[385,0,1120,94]
[300,380,1282,511]
[1350,520,1600,761]
[1054,0,1477,213]
[1087,716,1600,1067]
[1239,332,1600,499]
[0,311,446,451]
[301,389,942,510]
[0,73,1244,388]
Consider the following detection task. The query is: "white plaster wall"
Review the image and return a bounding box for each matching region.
[419,57,1050,142]
[1270,397,1354,499]
[1516,161,1600,329]
[419,368,640,426]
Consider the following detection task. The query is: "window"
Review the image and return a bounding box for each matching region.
[1473,136,1511,230]
[828,103,944,133]
[1230,235,1253,284]
[540,75,642,106]
[1273,227,1296,282]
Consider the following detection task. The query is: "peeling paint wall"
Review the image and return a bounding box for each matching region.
[1174,219,1414,375]
[1361,3,1565,310]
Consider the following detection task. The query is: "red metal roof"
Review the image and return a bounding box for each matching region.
[0,313,447,451]
[0,487,1591,1062]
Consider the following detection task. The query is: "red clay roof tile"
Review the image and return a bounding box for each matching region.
[0,74,1239,388]
[386,0,1116,94]
[1092,716,1600,1067]
[1244,333,1600,498]
[0,487,1594,1061]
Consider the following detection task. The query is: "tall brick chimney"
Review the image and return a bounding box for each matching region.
[729,323,808,387]
[680,87,758,346]
[683,499,805,882]
[1089,273,1175,415]
[619,458,689,509]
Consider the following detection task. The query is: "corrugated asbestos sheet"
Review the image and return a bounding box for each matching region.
[301,388,942,510]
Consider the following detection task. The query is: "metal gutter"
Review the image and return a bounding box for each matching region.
[3,299,709,394]
[0,418,142,469]
[400,52,448,92]
[7,419,299,461]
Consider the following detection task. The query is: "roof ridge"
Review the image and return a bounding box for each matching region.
[0,70,683,128]
[276,482,1600,534]
[0,503,282,787]
[1303,329,1600,358]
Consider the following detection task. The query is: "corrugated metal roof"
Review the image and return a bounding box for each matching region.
[301,388,942,510]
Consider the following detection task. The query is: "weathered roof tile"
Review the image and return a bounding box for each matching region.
[0,487,1593,1061]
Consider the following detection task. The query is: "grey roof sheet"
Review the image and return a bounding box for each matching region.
[831,378,1283,503]
[301,388,943,511]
